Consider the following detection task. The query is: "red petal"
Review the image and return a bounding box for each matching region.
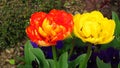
[30,12,47,27]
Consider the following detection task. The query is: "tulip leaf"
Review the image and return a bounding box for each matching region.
[24,40,36,65]
[47,59,54,68]
[17,65,25,68]
[57,52,68,68]
[112,11,120,36]
[68,54,86,68]
[62,38,73,51]
[73,37,86,47]
[79,50,92,68]
[24,64,32,68]
[96,57,111,68]
[111,11,120,49]
[118,63,120,68]
[31,48,49,68]
[17,64,32,68]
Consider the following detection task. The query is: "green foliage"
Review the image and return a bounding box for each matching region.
[69,54,86,68]
[47,59,55,68]
[0,0,64,50]
[118,63,120,68]
[58,38,73,54]
[57,52,68,68]
[24,40,36,65]
[96,57,111,68]
[20,40,91,68]
[112,11,120,36]
[18,40,48,68]
[79,45,92,68]
[73,37,86,47]
[31,48,49,68]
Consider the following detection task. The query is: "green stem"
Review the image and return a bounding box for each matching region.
[79,43,92,68]
[69,38,75,58]
[68,44,74,58]
[69,46,74,58]
[52,46,57,68]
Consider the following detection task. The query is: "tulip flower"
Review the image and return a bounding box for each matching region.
[73,11,115,45]
[26,9,73,46]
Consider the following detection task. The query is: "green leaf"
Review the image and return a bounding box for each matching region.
[31,48,49,68]
[9,59,15,65]
[79,50,92,68]
[118,63,120,68]
[16,56,25,62]
[24,64,32,68]
[24,40,36,65]
[47,59,54,68]
[111,11,120,49]
[57,52,68,68]
[112,11,120,36]
[69,54,86,68]
[17,65,25,68]
[17,64,32,68]
[63,38,73,49]
[74,37,86,47]
[96,57,111,68]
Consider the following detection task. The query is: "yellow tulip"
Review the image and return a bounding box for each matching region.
[73,11,115,45]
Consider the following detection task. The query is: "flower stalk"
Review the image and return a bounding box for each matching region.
[52,46,57,68]
[69,45,74,57]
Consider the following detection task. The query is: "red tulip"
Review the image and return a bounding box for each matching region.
[26,9,73,46]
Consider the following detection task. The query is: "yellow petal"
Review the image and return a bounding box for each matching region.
[38,27,47,37]
[42,19,53,35]
[37,40,49,46]
[82,22,92,37]
[73,14,82,31]
[98,36,115,44]
[91,11,104,19]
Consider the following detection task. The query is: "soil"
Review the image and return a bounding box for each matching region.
[0,0,120,68]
